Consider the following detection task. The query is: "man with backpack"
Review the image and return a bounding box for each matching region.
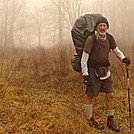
[81,16,130,132]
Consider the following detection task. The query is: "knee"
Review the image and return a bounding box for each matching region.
[105,93,114,101]
[85,95,94,104]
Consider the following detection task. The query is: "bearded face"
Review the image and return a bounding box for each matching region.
[96,23,108,36]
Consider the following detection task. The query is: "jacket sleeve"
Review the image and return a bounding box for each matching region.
[81,51,89,76]
[112,47,125,61]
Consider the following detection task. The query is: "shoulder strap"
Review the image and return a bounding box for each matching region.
[91,33,97,53]
[106,33,112,49]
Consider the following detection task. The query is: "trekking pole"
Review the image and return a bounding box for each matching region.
[126,65,132,130]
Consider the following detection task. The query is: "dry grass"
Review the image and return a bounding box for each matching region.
[0,45,134,134]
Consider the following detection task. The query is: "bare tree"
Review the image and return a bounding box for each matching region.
[58,0,63,46]
[51,0,85,46]
[32,5,46,47]
[61,0,86,29]
[0,0,26,47]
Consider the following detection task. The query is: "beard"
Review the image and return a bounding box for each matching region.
[99,31,106,36]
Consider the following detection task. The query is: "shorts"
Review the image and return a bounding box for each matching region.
[86,67,113,97]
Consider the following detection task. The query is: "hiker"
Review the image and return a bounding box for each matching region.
[81,16,131,132]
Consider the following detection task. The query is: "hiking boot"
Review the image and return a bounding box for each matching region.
[107,116,120,132]
[88,117,104,130]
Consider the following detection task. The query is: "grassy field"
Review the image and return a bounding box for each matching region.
[0,46,134,134]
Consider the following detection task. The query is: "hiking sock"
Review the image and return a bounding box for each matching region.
[107,110,114,116]
[84,104,92,120]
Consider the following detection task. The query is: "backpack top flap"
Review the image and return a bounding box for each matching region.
[71,14,102,49]
[72,14,102,35]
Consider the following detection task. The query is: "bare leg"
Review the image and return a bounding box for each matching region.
[84,94,93,119]
[85,94,104,130]
[105,92,114,110]
[105,92,120,132]
[85,94,93,105]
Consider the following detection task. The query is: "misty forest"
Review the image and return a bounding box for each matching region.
[0,0,134,133]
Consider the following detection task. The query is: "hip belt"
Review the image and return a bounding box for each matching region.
[88,60,110,68]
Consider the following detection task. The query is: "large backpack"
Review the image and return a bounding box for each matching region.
[71,14,112,72]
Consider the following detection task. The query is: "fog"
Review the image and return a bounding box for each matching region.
[0,0,133,48]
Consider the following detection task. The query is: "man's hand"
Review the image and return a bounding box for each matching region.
[122,57,131,65]
[83,75,92,86]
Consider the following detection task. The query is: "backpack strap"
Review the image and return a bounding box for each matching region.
[106,33,112,50]
[90,33,97,53]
